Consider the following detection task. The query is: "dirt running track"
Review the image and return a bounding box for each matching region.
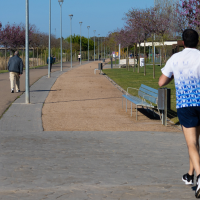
[42,61,181,132]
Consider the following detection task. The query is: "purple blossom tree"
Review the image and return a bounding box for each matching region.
[124,8,145,73]
[114,28,137,70]
[180,0,200,27]
[0,23,35,52]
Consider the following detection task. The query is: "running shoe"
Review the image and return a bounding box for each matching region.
[182,173,194,185]
[195,174,200,198]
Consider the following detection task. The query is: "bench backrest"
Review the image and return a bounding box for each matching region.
[138,84,158,104]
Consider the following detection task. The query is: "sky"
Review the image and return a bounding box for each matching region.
[0,0,154,39]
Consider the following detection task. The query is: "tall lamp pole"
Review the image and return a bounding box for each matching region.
[48,0,51,78]
[87,26,90,61]
[104,38,105,60]
[93,30,96,61]
[101,37,102,61]
[79,21,83,65]
[58,0,63,71]
[25,0,30,103]
[69,14,73,68]
[98,34,100,61]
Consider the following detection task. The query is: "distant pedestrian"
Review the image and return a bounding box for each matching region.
[47,56,54,72]
[8,51,23,93]
[78,53,81,62]
[158,29,200,198]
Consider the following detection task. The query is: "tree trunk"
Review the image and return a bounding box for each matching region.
[144,40,146,76]
[115,45,116,68]
[152,36,155,79]
[37,47,38,66]
[162,37,165,65]
[45,49,46,65]
[133,44,135,72]
[33,48,35,68]
[126,46,128,70]
[138,44,140,73]
[160,48,162,67]
[22,49,24,66]
[5,47,7,70]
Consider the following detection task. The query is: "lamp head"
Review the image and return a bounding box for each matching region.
[58,0,64,5]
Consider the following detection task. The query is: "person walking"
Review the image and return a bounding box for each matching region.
[8,51,23,93]
[78,53,81,62]
[47,56,54,72]
[158,29,200,198]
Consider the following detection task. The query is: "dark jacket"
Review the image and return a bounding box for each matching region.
[47,57,54,64]
[8,55,23,74]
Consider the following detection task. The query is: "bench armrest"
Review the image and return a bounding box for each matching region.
[126,87,138,95]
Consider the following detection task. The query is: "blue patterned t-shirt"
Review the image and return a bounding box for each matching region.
[161,48,200,109]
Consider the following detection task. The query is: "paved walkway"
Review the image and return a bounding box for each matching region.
[0,61,196,199]
[0,61,79,118]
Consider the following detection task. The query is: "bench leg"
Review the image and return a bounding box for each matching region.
[131,103,132,117]
[136,105,138,121]
[126,99,127,112]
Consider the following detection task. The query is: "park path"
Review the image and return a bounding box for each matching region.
[0,60,195,200]
[42,60,181,132]
[0,61,79,118]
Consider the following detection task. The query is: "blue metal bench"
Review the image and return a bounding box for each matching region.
[122,84,158,120]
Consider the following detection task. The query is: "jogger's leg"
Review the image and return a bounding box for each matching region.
[183,126,200,176]
[188,126,200,175]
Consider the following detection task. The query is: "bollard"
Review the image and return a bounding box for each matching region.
[98,63,103,74]
[111,57,113,69]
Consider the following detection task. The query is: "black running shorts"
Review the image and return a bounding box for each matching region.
[177,106,200,128]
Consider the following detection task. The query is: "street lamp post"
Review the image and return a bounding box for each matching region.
[87,26,90,61]
[93,30,96,61]
[48,0,51,78]
[104,38,105,60]
[69,14,73,68]
[58,0,64,71]
[98,34,100,61]
[79,21,83,65]
[101,37,102,61]
[25,0,30,103]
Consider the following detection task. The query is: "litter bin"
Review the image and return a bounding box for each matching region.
[158,88,171,110]
[98,63,103,70]
[158,88,171,126]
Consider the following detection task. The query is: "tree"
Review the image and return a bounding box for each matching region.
[155,6,173,65]
[125,8,145,73]
[65,34,94,51]
[175,0,200,35]
[0,23,34,52]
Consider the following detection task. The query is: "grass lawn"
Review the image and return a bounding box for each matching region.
[108,59,119,64]
[103,64,179,124]
[0,70,8,73]
[0,63,53,73]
